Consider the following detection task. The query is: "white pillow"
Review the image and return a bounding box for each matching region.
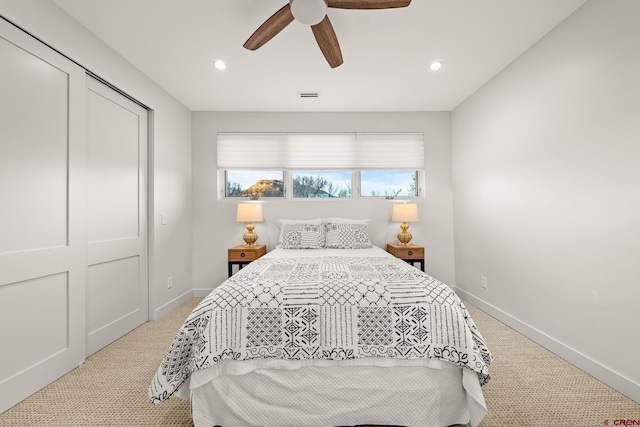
[324,222,373,249]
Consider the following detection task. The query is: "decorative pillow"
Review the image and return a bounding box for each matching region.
[324,222,373,249]
[279,223,325,249]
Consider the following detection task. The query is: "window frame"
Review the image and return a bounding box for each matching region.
[220,170,424,201]
[217,132,425,201]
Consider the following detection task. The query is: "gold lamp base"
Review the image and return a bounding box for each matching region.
[397,222,412,245]
[242,222,258,246]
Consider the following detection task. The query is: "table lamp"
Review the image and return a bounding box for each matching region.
[391,203,419,245]
[236,203,264,246]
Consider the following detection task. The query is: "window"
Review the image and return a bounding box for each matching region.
[292,171,351,199]
[226,170,284,198]
[217,132,424,200]
[360,170,418,197]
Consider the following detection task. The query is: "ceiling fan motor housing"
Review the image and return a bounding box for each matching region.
[290,0,328,25]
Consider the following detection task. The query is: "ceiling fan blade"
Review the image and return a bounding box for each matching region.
[311,15,343,68]
[243,3,295,50]
[327,0,411,9]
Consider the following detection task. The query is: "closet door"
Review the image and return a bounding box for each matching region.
[85,77,148,355]
[0,19,86,413]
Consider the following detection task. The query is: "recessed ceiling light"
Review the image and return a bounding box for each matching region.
[213,60,226,70]
[429,61,443,71]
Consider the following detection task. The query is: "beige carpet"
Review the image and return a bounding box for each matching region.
[1,298,638,426]
[464,304,640,426]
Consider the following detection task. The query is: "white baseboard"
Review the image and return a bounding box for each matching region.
[456,288,640,405]
[193,288,214,298]
[153,290,193,320]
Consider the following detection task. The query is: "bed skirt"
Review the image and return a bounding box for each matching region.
[177,359,487,427]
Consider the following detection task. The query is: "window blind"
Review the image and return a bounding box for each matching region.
[217,133,286,169]
[286,133,355,170]
[217,132,424,170]
[356,133,424,169]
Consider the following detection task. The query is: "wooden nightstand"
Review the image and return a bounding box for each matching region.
[228,245,266,277]
[387,243,425,272]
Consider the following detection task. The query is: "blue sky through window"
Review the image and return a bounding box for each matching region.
[361,170,416,197]
[227,170,283,189]
[226,170,417,197]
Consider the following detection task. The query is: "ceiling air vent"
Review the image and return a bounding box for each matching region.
[298,91,320,99]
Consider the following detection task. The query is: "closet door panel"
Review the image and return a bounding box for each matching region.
[0,19,86,414]
[85,77,148,356]
[87,256,141,347]
[0,273,69,382]
[86,90,140,242]
[0,32,68,253]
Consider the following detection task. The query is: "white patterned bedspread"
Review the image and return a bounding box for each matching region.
[149,247,492,404]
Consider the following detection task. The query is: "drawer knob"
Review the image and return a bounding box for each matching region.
[408,250,413,256]
[240,252,246,258]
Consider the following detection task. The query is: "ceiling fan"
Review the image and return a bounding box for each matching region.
[243,0,412,68]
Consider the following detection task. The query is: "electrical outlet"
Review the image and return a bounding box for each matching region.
[481,276,487,289]
[167,276,173,289]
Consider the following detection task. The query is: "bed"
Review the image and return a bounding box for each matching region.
[149,219,492,427]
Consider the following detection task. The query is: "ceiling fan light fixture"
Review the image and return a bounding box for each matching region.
[290,0,328,26]
[429,61,443,71]
[244,0,411,68]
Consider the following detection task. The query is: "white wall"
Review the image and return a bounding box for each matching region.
[452,0,640,403]
[191,112,455,293]
[0,0,193,319]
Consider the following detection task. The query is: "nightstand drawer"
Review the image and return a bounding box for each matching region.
[228,245,266,262]
[387,244,424,260]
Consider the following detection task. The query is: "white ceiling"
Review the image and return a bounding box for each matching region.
[51,0,587,112]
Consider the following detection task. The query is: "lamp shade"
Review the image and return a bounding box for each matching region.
[391,203,419,222]
[236,203,264,223]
